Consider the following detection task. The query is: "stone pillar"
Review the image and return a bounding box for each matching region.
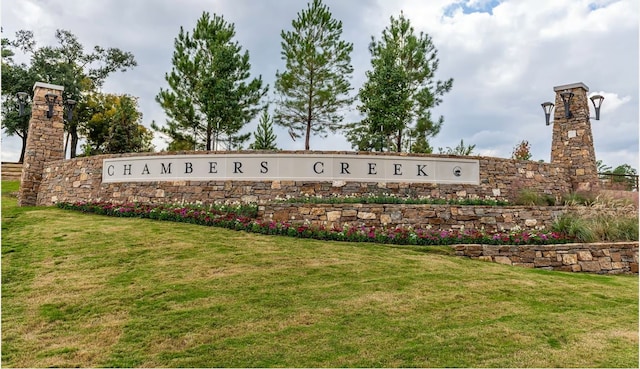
[550,82,598,192]
[18,82,65,206]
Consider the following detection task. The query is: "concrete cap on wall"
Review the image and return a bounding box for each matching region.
[553,82,588,92]
[33,82,65,92]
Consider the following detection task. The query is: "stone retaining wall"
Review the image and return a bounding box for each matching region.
[454,242,639,274]
[36,151,571,206]
[260,203,565,231]
[258,203,637,232]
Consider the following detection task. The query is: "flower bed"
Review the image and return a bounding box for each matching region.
[57,201,575,246]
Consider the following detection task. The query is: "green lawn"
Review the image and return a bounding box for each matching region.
[1,180,638,367]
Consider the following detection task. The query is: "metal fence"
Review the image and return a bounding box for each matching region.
[598,173,639,191]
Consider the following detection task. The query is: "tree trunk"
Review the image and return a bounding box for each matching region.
[64,133,70,158]
[70,126,78,158]
[305,115,311,151]
[396,129,402,152]
[206,123,212,151]
[305,70,314,151]
[19,134,27,163]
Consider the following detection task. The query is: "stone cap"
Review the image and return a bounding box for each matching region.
[33,82,64,92]
[553,82,588,92]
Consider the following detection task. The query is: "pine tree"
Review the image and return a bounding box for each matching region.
[249,109,279,150]
[156,12,267,151]
[274,0,354,150]
[347,12,453,153]
[439,139,476,156]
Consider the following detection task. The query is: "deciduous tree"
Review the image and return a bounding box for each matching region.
[104,95,153,154]
[1,37,36,162]
[3,29,136,158]
[274,0,354,150]
[611,164,638,187]
[511,140,532,161]
[79,93,153,155]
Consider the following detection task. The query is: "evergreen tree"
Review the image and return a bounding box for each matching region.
[274,0,354,150]
[156,12,267,151]
[347,12,453,152]
[250,109,279,150]
[438,139,476,156]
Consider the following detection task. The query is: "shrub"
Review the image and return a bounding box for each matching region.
[552,214,596,243]
[615,217,640,241]
[590,215,639,242]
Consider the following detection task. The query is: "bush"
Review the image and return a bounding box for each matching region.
[590,215,639,242]
[552,214,596,243]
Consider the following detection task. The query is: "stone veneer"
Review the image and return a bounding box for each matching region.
[37,151,571,206]
[550,83,599,192]
[454,242,639,274]
[257,203,636,232]
[19,82,65,206]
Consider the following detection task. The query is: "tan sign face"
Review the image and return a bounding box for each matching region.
[102,154,480,184]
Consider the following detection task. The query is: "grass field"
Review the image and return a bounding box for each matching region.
[1,180,638,367]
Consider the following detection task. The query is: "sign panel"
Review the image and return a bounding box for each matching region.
[102,154,480,184]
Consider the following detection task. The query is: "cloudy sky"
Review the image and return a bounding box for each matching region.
[2,0,638,169]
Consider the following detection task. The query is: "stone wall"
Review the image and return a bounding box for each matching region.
[550,83,599,191]
[36,151,572,206]
[20,83,65,206]
[260,203,560,231]
[257,203,636,232]
[454,242,639,274]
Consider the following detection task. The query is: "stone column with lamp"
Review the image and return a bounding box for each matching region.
[18,82,67,206]
[547,82,602,192]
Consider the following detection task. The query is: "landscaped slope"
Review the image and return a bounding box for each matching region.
[2,181,638,368]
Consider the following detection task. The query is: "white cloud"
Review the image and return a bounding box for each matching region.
[1,0,637,171]
[589,91,632,114]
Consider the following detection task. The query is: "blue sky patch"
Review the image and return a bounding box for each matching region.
[444,0,502,17]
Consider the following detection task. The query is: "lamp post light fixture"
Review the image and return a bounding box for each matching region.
[16,92,29,116]
[541,85,605,125]
[41,92,76,121]
[559,90,574,118]
[65,99,76,122]
[541,101,554,126]
[589,94,604,120]
[44,93,59,119]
